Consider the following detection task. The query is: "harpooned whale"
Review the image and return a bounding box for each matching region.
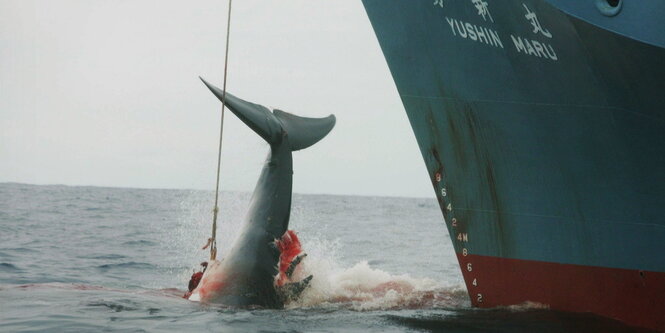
[188,78,335,307]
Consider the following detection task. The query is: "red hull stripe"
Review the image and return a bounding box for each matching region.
[457,253,665,331]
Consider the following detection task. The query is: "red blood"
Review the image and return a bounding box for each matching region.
[183,271,205,298]
[188,272,204,292]
[274,230,303,287]
[185,229,305,299]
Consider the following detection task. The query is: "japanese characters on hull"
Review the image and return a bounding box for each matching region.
[434,0,558,61]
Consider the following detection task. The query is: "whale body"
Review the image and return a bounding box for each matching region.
[189,78,335,307]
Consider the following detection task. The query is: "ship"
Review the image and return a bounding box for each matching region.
[361,0,665,331]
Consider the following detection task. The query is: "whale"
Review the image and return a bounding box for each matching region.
[188,78,335,308]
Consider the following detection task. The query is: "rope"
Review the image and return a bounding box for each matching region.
[210,0,233,261]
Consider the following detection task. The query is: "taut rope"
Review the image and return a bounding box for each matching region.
[210,0,233,261]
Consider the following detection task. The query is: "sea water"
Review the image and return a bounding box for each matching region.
[0,183,644,332]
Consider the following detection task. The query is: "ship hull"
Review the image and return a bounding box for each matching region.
[362,0,665,330]
[461,254,665,330]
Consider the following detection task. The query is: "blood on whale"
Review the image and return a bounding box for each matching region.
[275,230,304,287]
[185,229,305,298]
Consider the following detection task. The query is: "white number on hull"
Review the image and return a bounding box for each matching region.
[467,263,473,272]
[477,293,483,303]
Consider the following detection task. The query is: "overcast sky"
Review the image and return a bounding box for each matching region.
[0,0,433,198]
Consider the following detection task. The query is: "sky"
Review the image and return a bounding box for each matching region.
[0,0,434,198]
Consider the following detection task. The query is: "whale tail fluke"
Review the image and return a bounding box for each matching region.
[200,77,335,150]
[273,110,335,151]
[199,77,280,143]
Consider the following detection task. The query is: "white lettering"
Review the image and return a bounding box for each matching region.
[455,20,468,38]
[466,23,477,41]
[531,40,547,58]
[489,29,503,48]
[511,34,526,53]
[544,44,558,60]
[471,0,493,22]
[511,34,558,61]
[523,3,552,38]
[444,17,504,49]
[474,25,488,44]
[446,17,456,36]
[523,39,538,56]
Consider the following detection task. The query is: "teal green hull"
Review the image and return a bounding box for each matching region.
[362,0,665,330]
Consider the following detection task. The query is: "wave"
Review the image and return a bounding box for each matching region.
[4,247,39,254]
[0,262,21,272]
[87,300,138,312]
[78,254,128,260]
[96,262,156,272]
[121,240,157,246]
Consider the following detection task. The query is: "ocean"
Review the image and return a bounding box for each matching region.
[0,183,647,332]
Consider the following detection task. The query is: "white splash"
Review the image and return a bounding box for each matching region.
[287,236,469,310]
